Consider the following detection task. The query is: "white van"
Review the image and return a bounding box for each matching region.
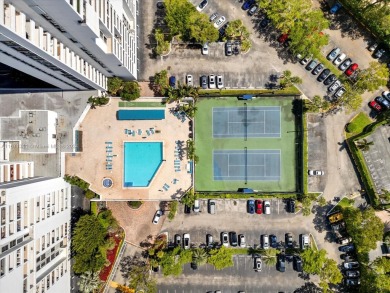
[300,234,310,249]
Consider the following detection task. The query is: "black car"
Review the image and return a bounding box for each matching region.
[345,278,360,286]
[373,48,386,59]
[317,69,331,82]
[293,255,303,272]
[323,74,337,86]
[230,232,238,247]
[233,46,240,55]
[341,254,356,262]
[346,270,360,278]
[200,75,208,89]
[260,17,271,28]
[312,63,324,75]
[277,253,286,272]
[219,22,229,37]
[339,244,355,253]
[306,59,318,71]
[270,234,278,248]
[287,199,295,213]
[184,205,191,214]
[285,233,293,248]
[190,262,198,270]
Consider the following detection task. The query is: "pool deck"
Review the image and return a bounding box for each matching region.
[65,98,193,200]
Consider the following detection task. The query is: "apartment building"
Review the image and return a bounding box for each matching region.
[0,0,138,91]
[0,174,71,293]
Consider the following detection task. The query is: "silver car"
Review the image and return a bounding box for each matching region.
[339,58,352,71]
[327,47,341,61]
[214,16,226,28]
[217,75,224,89]
[209,12,218,22]
[334,87,346,98]
[333,53,346,65]
[328,80,341,92]
[209,74,216,89]
[186,74,193,86]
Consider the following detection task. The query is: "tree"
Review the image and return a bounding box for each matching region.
[356,138,374,152]
[128,263,157,293]
[355,62,390,92]
[64,175,89,191]
[279,70,303,88]
[116,285,135,293]
[262,248,277,266]
[225,20,250,40]
[180,188,198,207]
[336,83,363,112]
[188,13,219,43]
[192,248,209,265]
[153,70,168,96]
[168,201,178,221]
[72,214,108,274]
[164,0,196,39]
[120,81,140,101]
[380,189,390,201]
[77,271,101,293]
[301,196,312,216]
[154,29,170,56]
[207,246,234,270]
[319,259,343,292]
[107,77,123,95]
[301,248,326,275]
[343,207,384,255]
[317,196,327,207]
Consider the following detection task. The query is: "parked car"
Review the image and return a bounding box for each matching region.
[254,256,262,272]
[334,87,346,98]
[259,17,271,28]
[345,63,358,76]
[312,63,324,75]
[230,232,238,247]
[300,234,310,249]
[169,76,176,88]
[341,254,357,262]
[193,199,200,213]
[221,232,229,247]
[248,5,258,16]
[239,234,246,247]
[306,59,318,71]
[208,199,216,214]
[369,100,382,112]
[345,278,360,286]
[337,237,352,245]
[270,234,278,248]
[339,244,355,253]
[206,234,213,247]
[263,200,271,214]
[344,261,360,270]
[293,255,303,272]
[190,262,198,270]
[368,42,378,52]
[261,234,270,249]
[200,75,208,89]
[209,12,219,22]
[327,48,341,61]
[308,170,325,176]
[278,34,289,44]
[277,253,286,272]
[186,74,193,86]
[324,74,337,86]
[299,55,311,65]
[328,80,341,92]
[214,16,226,28]
[152,210,162,224]
[330,2,342,14]
[255,200,263,214]
[339,58,352,71]
[334,53,346,65]
[217,75,224,89]
[183,233,190,249]
[375,96,390,109]
[233,45,240,55]
[382,91,390,101]
[373,48,386,59]
[209,74,216,89]
[287,199,295,213]
[285,233,293,248]
[196,0,208,11]
[175,234,181,246]
[225,41,233,56]
[242,0,255,10]
[247,199,255,214]
[219,22,229,37]
[346,270,360,278]
[317,69,331,82]
[202,43,209,55]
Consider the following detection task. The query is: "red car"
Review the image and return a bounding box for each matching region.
[345,63,358,76]
[255,200,263,214]
[278,34,289,44]
[369,100,382,112]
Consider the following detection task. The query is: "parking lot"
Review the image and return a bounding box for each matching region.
[157,199,319,292]
[362,125,390,194]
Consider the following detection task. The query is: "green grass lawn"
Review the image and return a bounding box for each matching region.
[195,97,297,192]
[337,197,353,209]
[118,101,165,107]
[346,112,372,138]
[91,201,98,215]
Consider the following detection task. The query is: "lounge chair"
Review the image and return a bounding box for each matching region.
[138,129,142,135]
[146,130,150,136]
[105,142,112,144]
[150,128,155,134]
[132,131,135,137]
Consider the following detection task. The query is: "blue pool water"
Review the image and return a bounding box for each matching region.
[123,142,163,187]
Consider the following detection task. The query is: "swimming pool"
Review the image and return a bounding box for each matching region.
[123,142,163,187]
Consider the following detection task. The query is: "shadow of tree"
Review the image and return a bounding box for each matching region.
[293,282,322,293]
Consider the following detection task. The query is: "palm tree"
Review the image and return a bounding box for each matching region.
[262,249,278,266]
[356,139,374,152]
[192,248,208,265]
[77,271,101,293]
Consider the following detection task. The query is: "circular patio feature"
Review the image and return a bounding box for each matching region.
[102,178,113,188]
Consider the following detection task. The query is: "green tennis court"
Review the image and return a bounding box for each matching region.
[195,97,298,192]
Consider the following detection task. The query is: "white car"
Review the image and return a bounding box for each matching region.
[328,80,341,92]
[196,0,208,11]
[202,43,209,55]
[334,87,346,98]
[261,234,269,249]
[210,12,219,22]
[300,234,310,249]
[308,170,325,176]
[214,16,226,28]
[183,233,190,249]
[209,74,216,89]
[217,75,224,89]
[254,257,262,272]
[186,74,193,86]
[333,53,346,65]
[152,210,162,224]
[327,48,341,61]
[239,234,246,247]
[263,201,271,214]
[221,232,229,247]
[193,199,200,213]
[382,91,390,100]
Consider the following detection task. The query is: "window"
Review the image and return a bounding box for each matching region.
[0,258,5,277]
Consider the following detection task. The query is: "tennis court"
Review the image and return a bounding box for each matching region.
[195,97,298,192]
[213,106,281,138]
[213,150,280,181]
